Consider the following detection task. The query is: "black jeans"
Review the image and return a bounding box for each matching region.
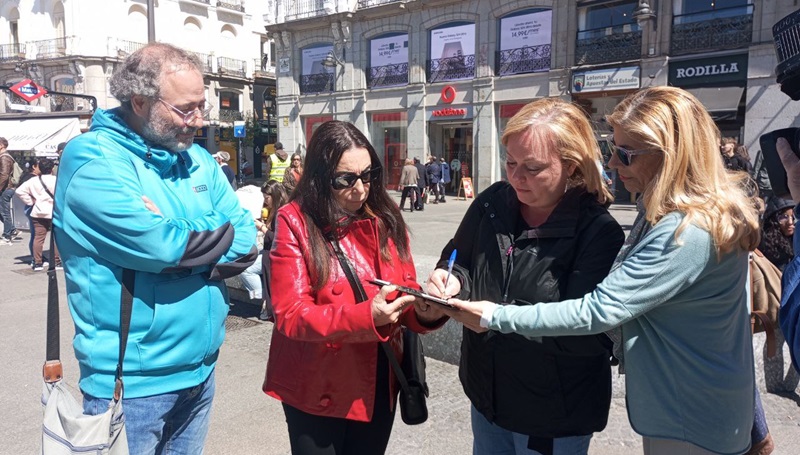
[282,345,395,455]
[399,186,417,211]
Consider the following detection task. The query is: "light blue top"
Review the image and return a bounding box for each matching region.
[54,108,257,399]
[488,213,754,455]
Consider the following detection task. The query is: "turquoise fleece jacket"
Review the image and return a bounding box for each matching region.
[53,108,257,399]
[488,213,754,455]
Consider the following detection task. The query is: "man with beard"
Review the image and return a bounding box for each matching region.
[53,43,257,454]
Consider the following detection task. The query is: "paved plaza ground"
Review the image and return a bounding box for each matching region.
[1,194,798,454]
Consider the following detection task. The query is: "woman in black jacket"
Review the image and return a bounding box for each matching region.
[423,98,624,455]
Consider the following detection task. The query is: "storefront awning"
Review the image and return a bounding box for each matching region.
[0,117,81,157]
[686,86,745,121]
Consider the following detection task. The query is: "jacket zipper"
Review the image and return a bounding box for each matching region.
[501,242,514,303]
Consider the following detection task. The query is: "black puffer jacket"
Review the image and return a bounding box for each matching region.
[439,182,624,438]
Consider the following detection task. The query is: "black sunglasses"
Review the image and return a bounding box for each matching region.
[609,136,657,166]
[331,167,382,190]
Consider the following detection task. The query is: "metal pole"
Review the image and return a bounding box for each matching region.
[238,138,244,186]
[147,0,156,43]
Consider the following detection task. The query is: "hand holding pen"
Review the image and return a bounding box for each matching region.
[426,249,461,300]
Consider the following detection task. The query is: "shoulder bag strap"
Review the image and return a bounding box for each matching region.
[39,175,55,199]
[329,239,411,392]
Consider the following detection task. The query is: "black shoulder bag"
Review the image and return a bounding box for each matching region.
[330,240,429,425]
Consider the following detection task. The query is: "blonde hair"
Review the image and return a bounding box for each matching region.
[501,97,612,205]
[606,86,760,254]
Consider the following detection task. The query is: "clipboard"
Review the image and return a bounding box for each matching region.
[368,279,456,309]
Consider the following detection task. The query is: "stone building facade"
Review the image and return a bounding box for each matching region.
[268,0,800,196]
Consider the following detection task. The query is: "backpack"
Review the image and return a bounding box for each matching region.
[750,249,782,357]
[1,153,23,187]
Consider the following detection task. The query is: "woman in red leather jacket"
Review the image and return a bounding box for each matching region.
[263,120,447,455]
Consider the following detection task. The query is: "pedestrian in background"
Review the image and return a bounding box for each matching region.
[413,156,427,211]
[263,120,446,455]
[54,42,257,454]
[398,157,419,212]
[444,86,762,455]
[17,158,40,261]
[15,157,61,271]
[214,151,237,189]
[426,155,441,204]
[283,152,303,196]
[0,137,22,244]
[257,179,287,321]
[266,141,290,183]
[439,157,451,202]
[427,97,624,455]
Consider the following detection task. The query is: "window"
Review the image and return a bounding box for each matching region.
[219,91,240,111]
[681,0,748,15]
[428,23,476,82]
[369,112,408,187]
[368,33,409,88]
[53,2,65,38]
[580,1,639,30]
[496,9,552,76]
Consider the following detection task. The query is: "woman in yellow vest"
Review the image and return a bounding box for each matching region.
[267,142,291,182]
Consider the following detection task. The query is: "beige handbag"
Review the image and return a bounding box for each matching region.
[41,252,133,454]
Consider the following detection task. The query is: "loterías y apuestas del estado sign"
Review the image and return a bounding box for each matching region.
[675,62,740,79]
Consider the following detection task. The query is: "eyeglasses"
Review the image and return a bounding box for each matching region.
[777,213,796,223]
[331,167,381,190]
[292,158,301,162]
[609,136,657,166]
[158,98,213,125]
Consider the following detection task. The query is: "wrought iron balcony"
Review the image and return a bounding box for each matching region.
[217,0,244,12]
[217,57,247,78]
[496,44,551,76]
[285,0,327,21]
[427,54,475,83]
[31,37,67,59]
[671,4,753,56]
[575,25,642,65]
[358,0,403,8]
[366,63,408,88]
[300,73,334,94]
[219,109,243,122]
[0,43,26,63]
[253,56,275,77]
[193,52,213,73]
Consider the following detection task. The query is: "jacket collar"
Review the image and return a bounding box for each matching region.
[492,183,588,240]
[90,108,197,176]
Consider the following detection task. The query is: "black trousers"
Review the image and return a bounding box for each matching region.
[283,345,396,455]
[399,186,416,211]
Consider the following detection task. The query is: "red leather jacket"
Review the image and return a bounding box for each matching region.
[263,201,441,422]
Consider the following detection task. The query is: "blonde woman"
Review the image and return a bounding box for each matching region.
[439,87,762,454]
[422,97,625,455]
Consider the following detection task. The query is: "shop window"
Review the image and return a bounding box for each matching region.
[427,23,476,83]
[369,112,408,187]
[576,1,641,65]
[497,103,528,180]
[367,33,409,88]
[496,9,552,76]
[304,116,334,146]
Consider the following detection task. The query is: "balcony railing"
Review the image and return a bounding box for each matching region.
[496,44,551,76]
[219,109,243,122]
[217,0,244,12]
[193,52,213,73]
[671,4,754,56]
[285,0,327,21]
[367,63,408,88]
[217,57,247,78]
[427,54,475,83]
[358,0,403,8]
[0,43,26,62]
[300,73,334,93]
[575,25,642,65]
[180,0,210,5]
[253,57,275,76]
[31,37,67,58]
[114,39,146,58]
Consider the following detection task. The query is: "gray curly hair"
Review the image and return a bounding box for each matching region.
[109,43,203,110]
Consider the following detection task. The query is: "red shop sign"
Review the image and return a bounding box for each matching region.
[441,85,456,104]
[10,79,47,103]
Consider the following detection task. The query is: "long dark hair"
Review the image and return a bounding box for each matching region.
[293,120,410,288]
[760,211,794,271]
[261,179,287,229]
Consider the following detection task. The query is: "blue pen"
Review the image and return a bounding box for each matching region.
[444,249,457,293]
